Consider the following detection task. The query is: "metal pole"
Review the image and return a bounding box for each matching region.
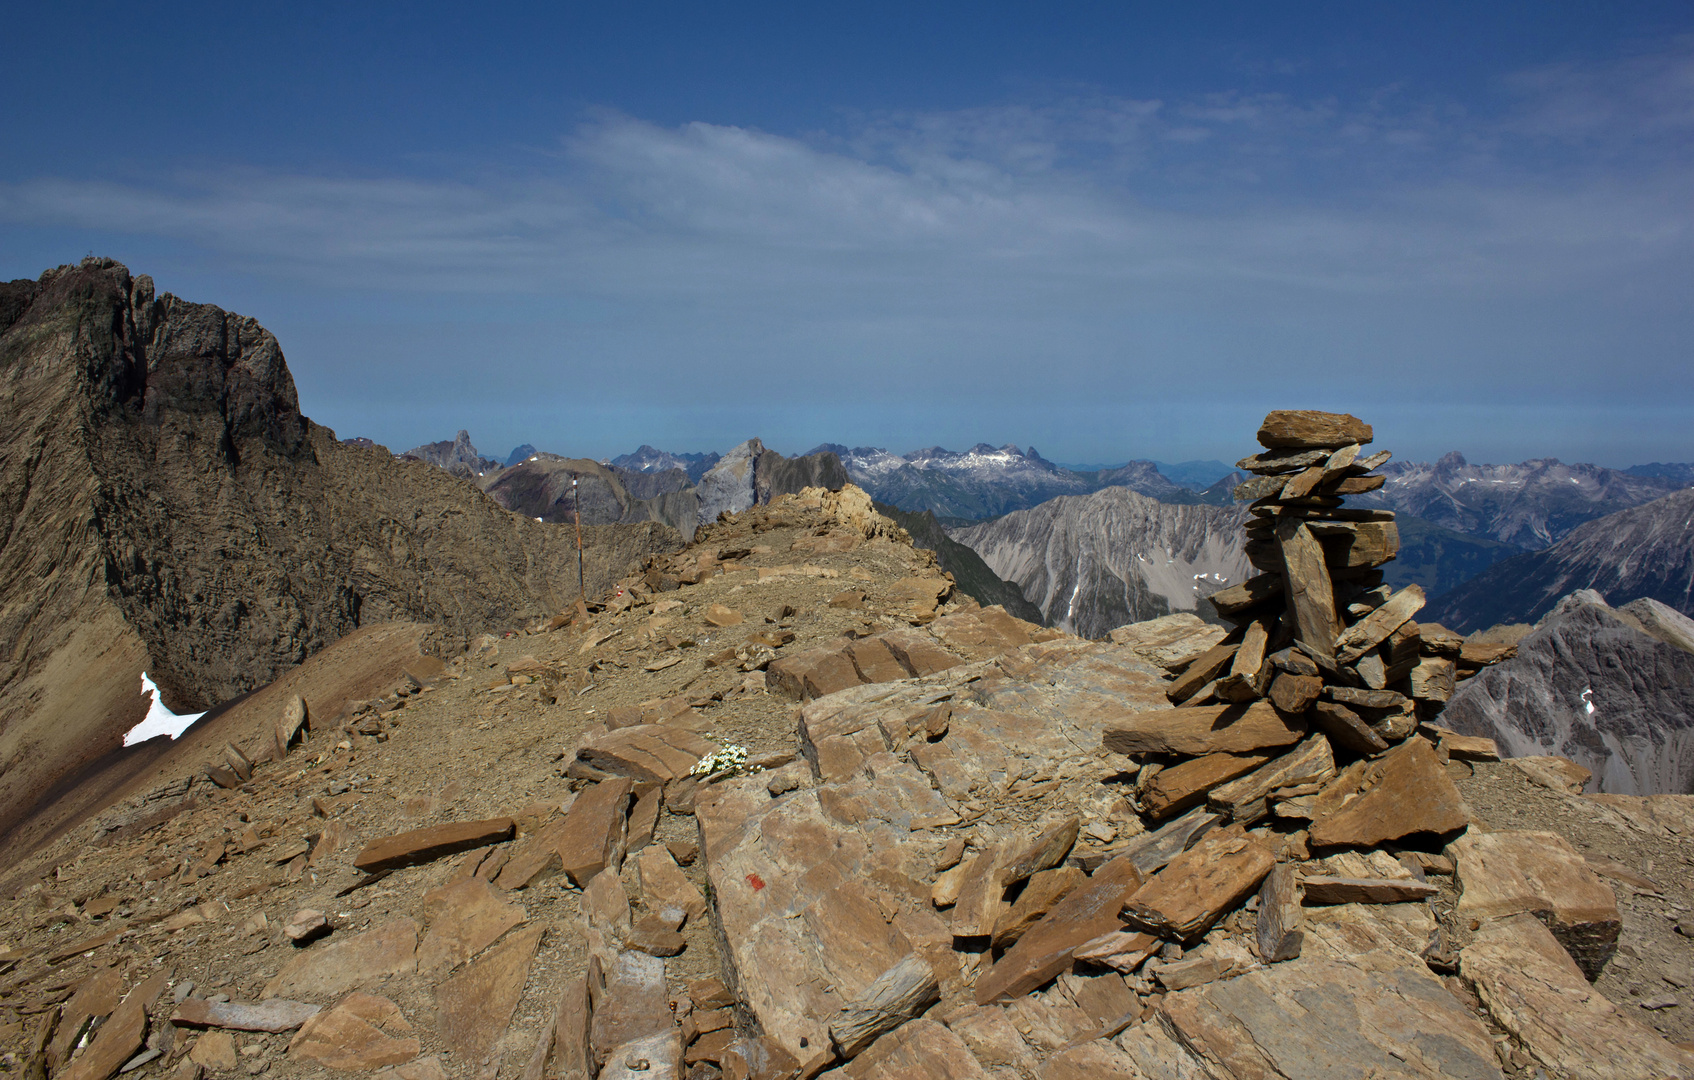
[572,474,585,601]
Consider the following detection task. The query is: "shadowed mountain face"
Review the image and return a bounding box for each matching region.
[1427,487,1694,632]
[1352,452,1684,550]
[0,258,681,847]
[949,487,1251,639]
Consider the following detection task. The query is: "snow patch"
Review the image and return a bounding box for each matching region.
[122,672,206,746]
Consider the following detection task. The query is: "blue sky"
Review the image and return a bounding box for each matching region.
[2,2,1690,467]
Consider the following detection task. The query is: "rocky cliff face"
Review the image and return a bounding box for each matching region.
[1426,488,1694,631]
[1441,593,1694,794]
[1352,452,1683,550]
[481,456,699,538]
[694,439,848,528]
[0,258,680,840]
[950,487,1250,639]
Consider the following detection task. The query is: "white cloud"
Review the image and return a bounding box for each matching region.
[0,41,1688,458]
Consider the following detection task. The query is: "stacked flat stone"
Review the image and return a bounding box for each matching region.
[1177,411,1449,756]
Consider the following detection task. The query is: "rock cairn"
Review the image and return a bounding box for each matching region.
[1180,408,1508,744]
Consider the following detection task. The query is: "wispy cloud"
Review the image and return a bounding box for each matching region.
[0,40,1689,460]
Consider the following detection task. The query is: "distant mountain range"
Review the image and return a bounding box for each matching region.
[610,444,722,483]
[1351,452,1686,549]
[949,487,1251,639]
[388,435,1693,636]
[806,442,1237,518]
[1427,487,1694,631]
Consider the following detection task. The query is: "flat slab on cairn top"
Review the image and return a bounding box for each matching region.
[1256,409,1374,449]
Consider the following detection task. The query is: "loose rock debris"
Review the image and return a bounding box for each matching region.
[2,446,1692,1080]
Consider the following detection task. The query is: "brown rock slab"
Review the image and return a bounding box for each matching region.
[993,866,1085,949]
[828,953,940,1059]
[1038,1041,1144,1079]
[626,785,661,852]
[288,993,420,1071]
[975,856,1145,1004]
[1070,929,1159,973]
[999,817,1080,887]
[435,924,545,1064]
[416,877,526,974]
[1142,752,1274,820]
[582,867,632,938]
[1103,701,1305,757]
[877,630,964,677]
[284,909,329,944]
[1462,913,1694,1080]
[1256,410,1373,449]
[1144,929,1501,1079]
[628,916,685,957]
[352,819,515,874]
[1122,833,1275,944]
[949,844,1007,939]
[1207,574,1284,617]
[1307,738,1469,849]
[1277,518,1341,658]
[1206,734,1335,824]
[61,972,166,1080]
[590,951,672,1070]
[1511,755,1592,793]
[172,998,321,1033]
[1163,640,1239,705]
[578,725,719,784]
[1334,585,1425,664]
[1451,830,1620,979]
[599,1030,683,1080]
[765,643,864,701]
[1299,876,1438,904]
[1107,613,1227,671]
[190,1031,239,1072]
[48,965,123,1069]
[843,636,908,685]
[827,1018,987,1079]
[557,777,635,886]
[1255,864,1303,962]
[265,918,418,1000]
[1267,671,1322,714]
[634,846,707,926]
[703,604,745,627]
[494,817,569,890]
[1308,700,1389,756]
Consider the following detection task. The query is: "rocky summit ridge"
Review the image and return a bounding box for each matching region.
[1,412,1690,1080]
[0,259,680,867]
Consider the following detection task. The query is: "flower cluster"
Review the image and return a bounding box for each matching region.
[690,744,750,777]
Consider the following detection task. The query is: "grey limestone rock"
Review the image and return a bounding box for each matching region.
[1441,593,1694,794]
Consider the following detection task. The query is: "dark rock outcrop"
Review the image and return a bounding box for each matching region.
[1426,488,1694,631]
[1441,593,1694,794]
[0,258,681,840]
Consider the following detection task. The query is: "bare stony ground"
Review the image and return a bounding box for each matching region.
[0,486,1691,1080]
